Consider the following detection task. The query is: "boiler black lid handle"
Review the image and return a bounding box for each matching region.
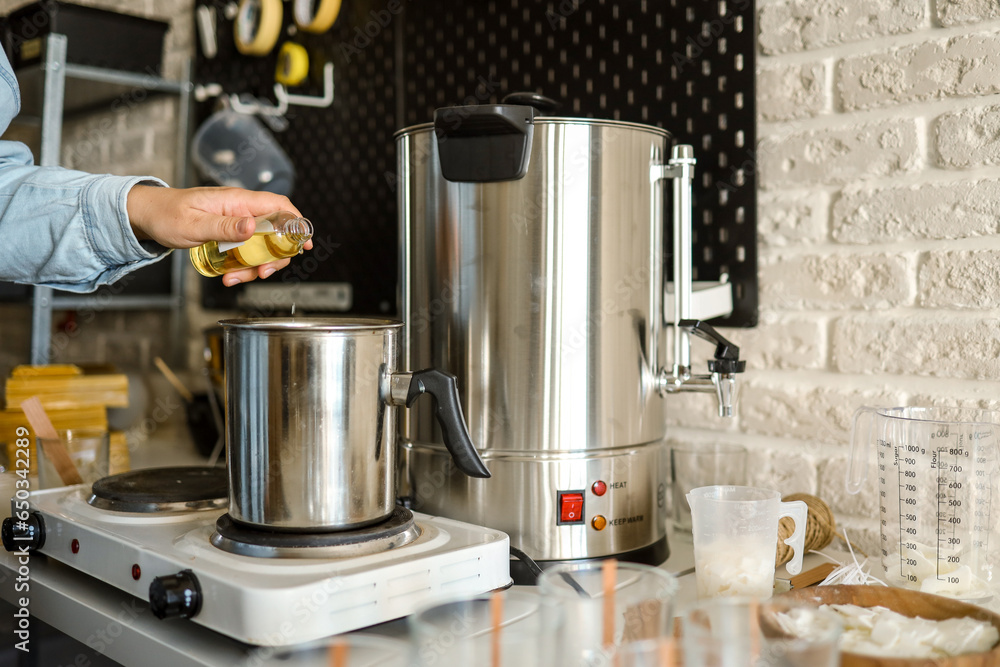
[501,92,561,114]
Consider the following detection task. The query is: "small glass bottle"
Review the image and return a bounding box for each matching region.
[189,211,313,277]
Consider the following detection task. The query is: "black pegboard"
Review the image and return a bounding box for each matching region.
[664,0,758,327]
[195,0,757,326]
[196,0,398,314]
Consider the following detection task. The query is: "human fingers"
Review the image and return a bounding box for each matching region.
[193,187,302,218]
[245,191,302,218]
[187,210,256,246]
[222,268,259,286]
[255,258,291,279]
[221,259,291,286]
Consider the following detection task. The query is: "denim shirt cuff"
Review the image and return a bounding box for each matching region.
[83,175,170,268]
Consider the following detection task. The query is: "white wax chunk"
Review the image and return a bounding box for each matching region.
[776,603,1000,659]
[883,543,992,600]
[694,536,774,599]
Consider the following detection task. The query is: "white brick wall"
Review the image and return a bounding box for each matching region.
[760,251,912,309]
[937,0,1000,26]
[832,180,1000,242]
[838,32,1000,111]
[758,119,922,187]
[758,0,926,55]
[935,105,1000,167]
[758,190,830,245]
[757,62,828,120]
[676,4,1000,558]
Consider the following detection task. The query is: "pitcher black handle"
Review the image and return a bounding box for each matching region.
[406,369,491,478]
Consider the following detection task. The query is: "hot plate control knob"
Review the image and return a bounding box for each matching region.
[149,570,202,620]
[1,512,46,553]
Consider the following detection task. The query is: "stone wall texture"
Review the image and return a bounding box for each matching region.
[0,0,199,380]
[670,4,1000,558]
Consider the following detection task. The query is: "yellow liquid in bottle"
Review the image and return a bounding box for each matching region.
[189,213,312,277]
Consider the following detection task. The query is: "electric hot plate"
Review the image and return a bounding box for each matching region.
[87,466,228,513]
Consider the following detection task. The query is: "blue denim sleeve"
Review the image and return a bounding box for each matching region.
[0,46,171,293]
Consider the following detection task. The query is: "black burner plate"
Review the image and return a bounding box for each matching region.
[216,507,415,549]
[91,466,228,505]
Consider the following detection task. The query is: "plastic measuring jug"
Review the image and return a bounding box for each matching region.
[687,486,807,599]
[848,406,1000,601]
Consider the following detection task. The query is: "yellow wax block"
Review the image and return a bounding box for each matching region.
[109,431,129,475]
[0,406,108,449]
[11,364,83,377]
[5,374,129,409]
[5,428,123,477]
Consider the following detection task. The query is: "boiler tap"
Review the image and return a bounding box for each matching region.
[656,145,746,417]
[659,319,745,417]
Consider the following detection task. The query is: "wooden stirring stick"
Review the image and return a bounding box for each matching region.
[602,559,617,649]
[21,396,83,485]
[602,559,621,667]
[789,562,838,589]
[327,641,348,667]
[747,598,761,663]
[658,637,677,667]
[154,356,194,403]
[491,591,504,667]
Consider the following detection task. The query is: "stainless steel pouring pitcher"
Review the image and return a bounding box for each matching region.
[220,317,489,532]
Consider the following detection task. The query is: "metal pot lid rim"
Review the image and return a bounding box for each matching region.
[394,116,672,139]
[219,317,403,331]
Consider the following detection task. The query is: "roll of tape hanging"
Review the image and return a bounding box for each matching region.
[234,0,283,57]
[293,0,342,34]
[275,42,310,86]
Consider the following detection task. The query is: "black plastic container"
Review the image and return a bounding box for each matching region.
[3,1,168,74]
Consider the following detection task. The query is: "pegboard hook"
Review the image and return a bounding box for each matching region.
[274,62,334,109]
[228,92,288,118]
[193,83,289,119]
[193,63,332,120]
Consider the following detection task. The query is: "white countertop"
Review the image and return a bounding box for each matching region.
[0,404,842,667]
[0,465,825,667]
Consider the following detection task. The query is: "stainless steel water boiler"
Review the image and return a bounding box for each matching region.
[395,97,745,571]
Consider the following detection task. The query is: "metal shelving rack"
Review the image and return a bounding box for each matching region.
[10,33,193,365]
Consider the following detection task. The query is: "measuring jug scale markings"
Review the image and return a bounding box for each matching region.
[850,407,1000,601]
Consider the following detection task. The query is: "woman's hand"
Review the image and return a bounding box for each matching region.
[126,185,313,286]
